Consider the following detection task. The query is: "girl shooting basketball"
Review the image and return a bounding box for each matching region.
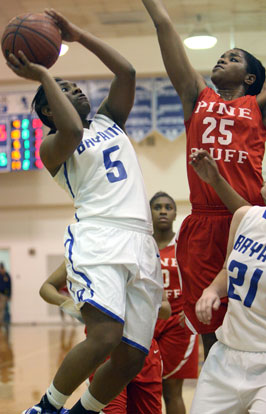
[6,8,163,414]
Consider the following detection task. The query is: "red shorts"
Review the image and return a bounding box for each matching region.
[176,211,231,334]
[154,314,198,379]
[90,339,162,414]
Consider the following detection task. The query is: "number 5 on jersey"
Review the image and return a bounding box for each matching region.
[103,145,127,183]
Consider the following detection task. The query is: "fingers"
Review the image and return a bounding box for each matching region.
[7,51,29,66]
[6,51,47,80]
[195,295,221,325]
[6,52,25,73]
[17,50,30,65]
[45,8,66,25]
[195,300,213,324]
[189,149,209,165]
[44,8,60,19]
[7,53,20,66]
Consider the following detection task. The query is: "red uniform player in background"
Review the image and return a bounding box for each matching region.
[150,192,199,414]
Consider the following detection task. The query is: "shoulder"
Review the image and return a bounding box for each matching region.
[233,205,252,223]
[199,86,217,99]
[230,206,252,235]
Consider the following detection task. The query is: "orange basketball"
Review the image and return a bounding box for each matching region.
[1,13,62,68]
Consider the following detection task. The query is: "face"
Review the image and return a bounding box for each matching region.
[211,49,249,88]
[151,196,176,231]
[57,80,91,119]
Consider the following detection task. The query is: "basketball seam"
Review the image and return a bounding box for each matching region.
[7,25,61,52]
[11,32,38,62]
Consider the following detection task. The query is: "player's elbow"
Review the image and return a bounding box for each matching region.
[73,126,84,142]
[39,284,45,300]
[63,125,84,146]
[154,14,173,32]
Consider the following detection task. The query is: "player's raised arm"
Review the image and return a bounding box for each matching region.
[142,0,206,119]
[46,9,136,130]
[6,51,83,176]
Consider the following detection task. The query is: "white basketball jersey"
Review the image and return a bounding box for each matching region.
[216,206,266,351]
[53,114,152,232]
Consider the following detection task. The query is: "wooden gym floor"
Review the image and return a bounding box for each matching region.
[0,323,203,414]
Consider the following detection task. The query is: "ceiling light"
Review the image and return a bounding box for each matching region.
[184,15,217,50]
[184,32,217,49]
[59,44,69,57]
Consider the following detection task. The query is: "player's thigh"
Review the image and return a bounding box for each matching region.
[249,393,266,414]
[191,342,242,414]
[123,234,163,353]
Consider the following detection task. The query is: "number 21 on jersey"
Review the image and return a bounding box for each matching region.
[228,259,263,307]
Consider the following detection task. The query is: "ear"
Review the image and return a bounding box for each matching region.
[41,105,52,117]
[245,73,256,86]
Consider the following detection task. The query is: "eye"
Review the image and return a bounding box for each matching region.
[231,58,238,62]
[61,87,68,92]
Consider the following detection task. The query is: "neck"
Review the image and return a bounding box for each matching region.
[153,229,175,250]
[83,119,91,128]
[217,86,246,101]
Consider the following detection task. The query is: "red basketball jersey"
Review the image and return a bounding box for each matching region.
[186,87,266,207]
[159,240,182,315]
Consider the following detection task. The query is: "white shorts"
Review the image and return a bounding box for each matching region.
[64,219,163,354]
[191,341,266,414]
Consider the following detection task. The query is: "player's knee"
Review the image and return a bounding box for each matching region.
[163,378,183,401]
[86,328,122,355]
[116,350,146,381]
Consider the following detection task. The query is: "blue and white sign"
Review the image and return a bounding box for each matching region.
[126,78,154,142]
[154,78,185,141]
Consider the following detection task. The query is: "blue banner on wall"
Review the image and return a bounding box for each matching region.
[154,78,185,141]
[126,78,154,142]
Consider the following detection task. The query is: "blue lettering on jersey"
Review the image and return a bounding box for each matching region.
[233,234,266,262]
[76,123,124,154]
[228,259,263,307]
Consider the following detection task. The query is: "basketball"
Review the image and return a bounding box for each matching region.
[1,13,62,68]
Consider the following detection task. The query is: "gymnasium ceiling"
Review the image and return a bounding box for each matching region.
[1,0,266,41]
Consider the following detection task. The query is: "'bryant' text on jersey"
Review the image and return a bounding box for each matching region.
[234,234,266,262]
[191,100,254,164]
[76,123,124,154]
[160,256,181,299]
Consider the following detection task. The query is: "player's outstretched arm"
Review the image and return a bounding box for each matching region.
[46,9,135,129]
[141,0,205,120]
[39,262,69,306]
[190,149,251,214]
[196,205,251,324]
[39,261,83,322]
